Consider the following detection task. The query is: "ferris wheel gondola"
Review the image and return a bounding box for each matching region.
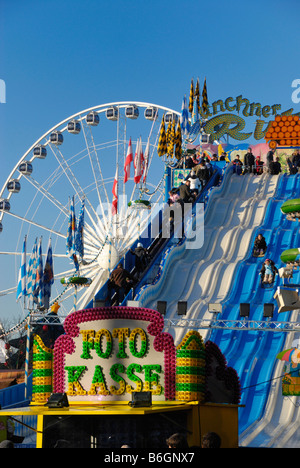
[7,180,21,194]
[33,145,47,159]
[18,162,33,176]
[67,119,81,134]
[0,101,180,336]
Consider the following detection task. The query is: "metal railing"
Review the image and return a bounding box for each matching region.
[30,313,300,333]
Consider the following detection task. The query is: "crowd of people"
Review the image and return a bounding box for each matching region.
[168,153,215,208]
[107,242,155,305]
[181,146,300,178]
[232,148,282,175]
[287,150,300,174]
[0,431,222,449]
[119,431,221,449]
[232,148,300,176]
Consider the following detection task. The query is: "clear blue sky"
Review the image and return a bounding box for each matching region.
[1,0,300,180]
[0,0,299,325]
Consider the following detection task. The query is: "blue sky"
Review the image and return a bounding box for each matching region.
[1,0,299,168]
[0,0,299,325]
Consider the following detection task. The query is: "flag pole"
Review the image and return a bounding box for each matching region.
[24,314,31,400]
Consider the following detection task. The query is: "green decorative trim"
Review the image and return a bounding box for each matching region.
[176,349,205,358]
[32,353,53,362]
[176,383,205,392]
[176,366,205,375]
[33,369,52,377]
[32,385,52,393]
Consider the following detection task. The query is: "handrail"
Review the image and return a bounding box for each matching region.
[91,162,227,306]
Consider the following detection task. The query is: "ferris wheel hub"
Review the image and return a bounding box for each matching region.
[97,243,120,270]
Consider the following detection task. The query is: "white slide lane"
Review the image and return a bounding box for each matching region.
[239,308,300,448]
[138,168,279,346]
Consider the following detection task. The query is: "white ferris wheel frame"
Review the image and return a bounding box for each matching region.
[0,101,180,202]
[0,101,181,334]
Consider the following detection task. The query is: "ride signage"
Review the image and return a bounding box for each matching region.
[202,93,300,141]
[53,307,176,402]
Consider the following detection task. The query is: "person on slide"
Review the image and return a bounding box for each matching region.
[260,258,278,284]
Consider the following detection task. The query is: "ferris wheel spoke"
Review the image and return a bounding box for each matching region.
[0,251,66,259]
[36,144,108,238]
[47,142,100,225]
[54,267,81,280]
[0,286,17,297]
[84,230,105,255]
[56,254,101,279]
[21,174,69,217]
[3,211,66,238]
[47,142,87,197]
[80,118,110,207]
[84,214,108,246]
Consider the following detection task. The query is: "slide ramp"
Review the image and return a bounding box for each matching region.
[138,170,279,349]
[209,173,300,447]
[137,170,300,446]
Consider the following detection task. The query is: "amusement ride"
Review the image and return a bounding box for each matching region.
[0,101,182,336]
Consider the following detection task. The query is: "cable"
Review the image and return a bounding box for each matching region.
[240,368,299,392]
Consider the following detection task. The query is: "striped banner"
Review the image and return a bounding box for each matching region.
[26,238,38,300]
[195,77,200,113]
[43,239,54,309]
[174,121,182,160]
[202,77,209,115]
[66,196,79,271]
[180,94,190,137]
[75,198,85,259]
[33,238,44,307]
[167,119,176,157]
[16,236,27,302]
[188,78,194,114]
[157,116,167,157]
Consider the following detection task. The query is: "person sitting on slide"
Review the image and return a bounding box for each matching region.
[260,258,278,284]
[253,233,267,256]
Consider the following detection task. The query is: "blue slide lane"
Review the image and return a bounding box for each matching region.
[210,173,300,436]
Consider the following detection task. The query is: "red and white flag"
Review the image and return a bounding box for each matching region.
[112,166,118,215]
[124,138,133,183]
[143,138,150,184]
[134,137,144,184]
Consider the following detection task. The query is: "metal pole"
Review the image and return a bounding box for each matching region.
[24,314,31,400]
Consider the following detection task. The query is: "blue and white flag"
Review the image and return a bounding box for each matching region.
[66,196,79,271]
[43,239,54,309]
[16,236,27,302]
[75,198,85,259]
[188,97,201,142]
[33,238,44,307]
[180,94,190,137]
[26,238,38,300]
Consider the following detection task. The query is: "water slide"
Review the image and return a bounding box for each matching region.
[231,175,300,448]
[209,172,300,447]
[135,168,300,447]
[137,167,279,346]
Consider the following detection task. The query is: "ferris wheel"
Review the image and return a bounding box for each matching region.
[0,101,181,335]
